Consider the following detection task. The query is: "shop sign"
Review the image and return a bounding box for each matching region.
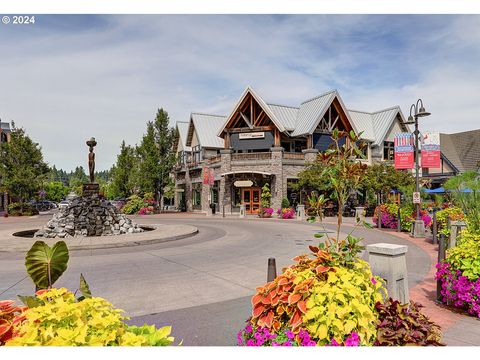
[234,180,254,187]
[421,132,440,168]
[239,132,265,140]
[394,133,414,169]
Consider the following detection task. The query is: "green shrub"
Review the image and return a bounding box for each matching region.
[121,195,144,215]
[446,230,480,281]
[435,207,465,237]
[6,202,39,216]
[260,183,271,208]
[281,197,290,209]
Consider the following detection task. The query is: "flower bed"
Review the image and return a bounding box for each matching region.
[277,208,295,219]
[373,204,431,231]
[258,207,274,218]
[435,206,465,237]
[436,230,480,317]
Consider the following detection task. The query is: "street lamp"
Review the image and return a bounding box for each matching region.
[404,99,431,237]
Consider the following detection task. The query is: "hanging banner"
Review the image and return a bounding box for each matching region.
[209,171,215,186]
[203,167,210,185]
[394,133,415,169]
[421,132,441,168]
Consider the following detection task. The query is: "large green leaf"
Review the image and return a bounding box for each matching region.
[79,273,92,299]
[25,241,69,289]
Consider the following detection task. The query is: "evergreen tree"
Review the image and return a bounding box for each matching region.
[136,108,177,206]
[110,140,136,199]
[0,123,49,207]
[68,166,89,195]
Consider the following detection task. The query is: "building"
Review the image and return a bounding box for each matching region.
[173,86,411,214]
[422,129,480,187]
[0,121,11,213]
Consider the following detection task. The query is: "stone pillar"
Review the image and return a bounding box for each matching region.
[448,220,467,249]
[296,205,305,221]
[201,182,211,215]
[220,149,233,214]
[366,243,409,304]
[239,204,246,218]
[270,147,284,210]
[355,206,365,224]
[185,170,192,212]
[411,219,426,238]
[302,148,319,163]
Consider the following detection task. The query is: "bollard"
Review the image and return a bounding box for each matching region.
[355,206,365,224]
[239,204,246,218]
[296,205,305,221]
[432,209,438,245]
[267,258,277,282]
[397,206,401,232]
[366,243,409,303]
[436,234,446,302]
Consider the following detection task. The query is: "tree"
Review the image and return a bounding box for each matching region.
[44,181,69,202]
[136,108,177,206]
[361,163,414,204]
[68,166,89,195]
[109,141,136,199]
[297,129,368,249]
[0,123,49,208]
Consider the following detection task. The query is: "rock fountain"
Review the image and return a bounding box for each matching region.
[34,137,143,239]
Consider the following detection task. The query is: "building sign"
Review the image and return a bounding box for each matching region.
[413,192,421,204]
[239,132,265,140]
[203,167,210,185]
[421,131,441,168]
[234,180,253,187]
[394,133,415,169]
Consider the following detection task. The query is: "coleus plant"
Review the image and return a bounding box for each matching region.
[375,298,443,346]
[0,300,26,345]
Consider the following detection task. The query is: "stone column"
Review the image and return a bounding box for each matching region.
[366,243,409,304]
[219,149,233,214]
[355,206,365,224]
[201,182,211,215]
[270,147,284,210]
[185,170,192,212]
[302,148,319,163]
[296,205,305,221]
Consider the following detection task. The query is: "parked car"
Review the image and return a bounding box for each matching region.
[58,201,70,210]
[28,200,57,212]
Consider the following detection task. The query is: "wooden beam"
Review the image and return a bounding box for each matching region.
[274,128,280,146]
[227,125,275,133]
[254,110,264,126]
[307,135,313,148]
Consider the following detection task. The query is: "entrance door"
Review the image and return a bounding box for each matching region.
[242,187,261,214]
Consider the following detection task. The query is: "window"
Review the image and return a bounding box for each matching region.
[383,141,394,161]
[192,183,202,210]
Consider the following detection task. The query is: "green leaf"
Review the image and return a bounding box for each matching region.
[79,273,92,299]
[314,233,325,238]
[17,295,41,308]
[362,221,374,229]
[25,241,69,289]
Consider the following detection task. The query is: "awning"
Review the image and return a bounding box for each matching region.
[220,171,272,177]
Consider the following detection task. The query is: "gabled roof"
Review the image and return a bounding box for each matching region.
[217,86,286,137]
[440,129,480,173]
[187,113,226,149]
[290,90,359,137]
[348,106,408,146]
[175,121,191,151]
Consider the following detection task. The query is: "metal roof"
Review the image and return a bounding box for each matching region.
[188,113,226,148]
[290,90,336,137]
[175,121,191,151]
[0,122,11,132]
[440,129,480,173]
[348,110,375,142]
[266,103,299,131]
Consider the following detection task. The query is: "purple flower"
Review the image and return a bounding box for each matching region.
[283,341,292,346]
[371,277,377,285]
[245,324,252,333]
[272,342,280,346]
[345,332,360,347]
[329,339,340,346]
[246,339,255,346]
[285,330,295,340]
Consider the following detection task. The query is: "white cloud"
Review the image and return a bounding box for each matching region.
[0,15,479,170]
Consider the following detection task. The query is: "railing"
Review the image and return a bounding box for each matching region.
[283,152,305,160]
[207,155,221,164]
[232,152,272,161]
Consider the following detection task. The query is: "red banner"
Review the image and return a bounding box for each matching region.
[203,167,210,185]
[421,132,441,168]
[394,133,414,169]
[209,171,215,186]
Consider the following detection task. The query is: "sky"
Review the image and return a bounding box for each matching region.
[1,14,480,171]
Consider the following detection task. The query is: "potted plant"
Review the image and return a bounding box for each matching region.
[259,183,273,218]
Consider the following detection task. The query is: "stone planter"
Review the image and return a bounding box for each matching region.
[260,213,272,218]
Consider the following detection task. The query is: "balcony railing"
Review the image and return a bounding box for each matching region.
[283,152,305,160]
[232,152,272,161]
[207,155,221,164]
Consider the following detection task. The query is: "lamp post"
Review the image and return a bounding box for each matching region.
[404,99,431,237]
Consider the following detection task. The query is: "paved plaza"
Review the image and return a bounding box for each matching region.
[0,212,478,345]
